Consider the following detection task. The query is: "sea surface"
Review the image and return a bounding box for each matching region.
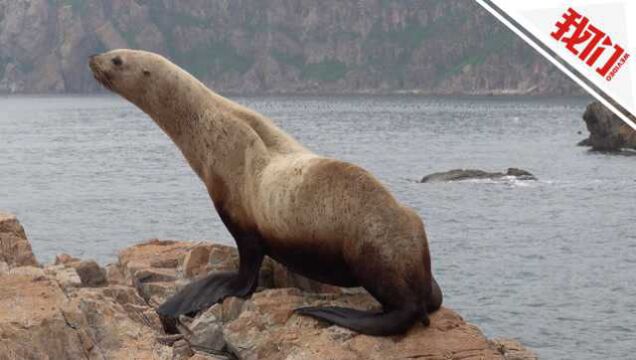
[1,95,635,359]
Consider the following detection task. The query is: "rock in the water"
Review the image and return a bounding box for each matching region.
[580,101,636,151]
[0,212,38,268]
[420,168,537,183]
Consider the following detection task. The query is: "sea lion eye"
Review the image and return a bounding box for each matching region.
[112,57,123,66]
[143,69,151,77]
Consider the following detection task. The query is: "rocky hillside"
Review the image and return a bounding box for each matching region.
[578,102,636,151]
[0,0,579,95]
[0,211,538,359]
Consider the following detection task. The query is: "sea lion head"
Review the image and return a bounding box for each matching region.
[89,49,170,111]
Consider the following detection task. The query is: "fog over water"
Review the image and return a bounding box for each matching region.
[1,95,634,359]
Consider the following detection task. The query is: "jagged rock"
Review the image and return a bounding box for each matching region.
[189,354,230,360]
[218,289,506,360]
[0,212,38,268]
[105,263,127,285]
[0,215,174,359]
[54,253,80,265]
[46,264,82,290]
[420,168,537,183]
[0,272,95,359]
[0,213,536,359]
[580,101,636,151]
[206,244,239,273]
[185,308,226,353]
[137,280,178,307]
[48,258,107,288]
[66,287,170,359]
[6,265,46,278]
[74,260,107,287]
[183,245,212,278]
[220,297,246,322]
[173,339,195,359]
[492,338,539,360]
[118,239,192,281]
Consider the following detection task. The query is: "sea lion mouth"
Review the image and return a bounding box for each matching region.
[89,57,114,91]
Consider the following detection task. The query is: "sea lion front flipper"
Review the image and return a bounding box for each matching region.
[157,272,241,332]
[295,305,421,336]
[157,233,265,334]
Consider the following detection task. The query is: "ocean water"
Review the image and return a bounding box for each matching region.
[1,95,634,359]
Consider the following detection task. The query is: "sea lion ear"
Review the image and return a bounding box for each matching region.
[143,69,151,77]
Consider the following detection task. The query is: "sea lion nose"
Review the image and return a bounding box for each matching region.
[88,54,100,69]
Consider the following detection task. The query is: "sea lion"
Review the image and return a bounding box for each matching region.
[89,49,442,336]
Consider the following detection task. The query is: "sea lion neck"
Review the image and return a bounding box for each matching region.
[138,69,277,200]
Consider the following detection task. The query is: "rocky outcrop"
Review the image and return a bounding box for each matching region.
[0,0,580,95]
[420,168,537,183]
[0,212,538,360]
[0,212,38,268]
[579,102,636,152]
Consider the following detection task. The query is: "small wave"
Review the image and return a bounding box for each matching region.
[436,176,542,187]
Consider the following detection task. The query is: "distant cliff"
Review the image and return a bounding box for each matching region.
[0,0,580,95]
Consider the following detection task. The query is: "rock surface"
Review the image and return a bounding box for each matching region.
[420,168,537,183]
[0,212,38,268]
[0,0,580,96]
[579,102,636,152]
[0,212,538,360]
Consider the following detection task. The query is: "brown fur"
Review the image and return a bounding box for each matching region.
[89,49,442,333]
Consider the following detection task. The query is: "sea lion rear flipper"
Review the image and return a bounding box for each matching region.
[295,305,421,336]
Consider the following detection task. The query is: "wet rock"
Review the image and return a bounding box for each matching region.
[0,212,38,268]
[580,101,636,151]
[420,168,537,183]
